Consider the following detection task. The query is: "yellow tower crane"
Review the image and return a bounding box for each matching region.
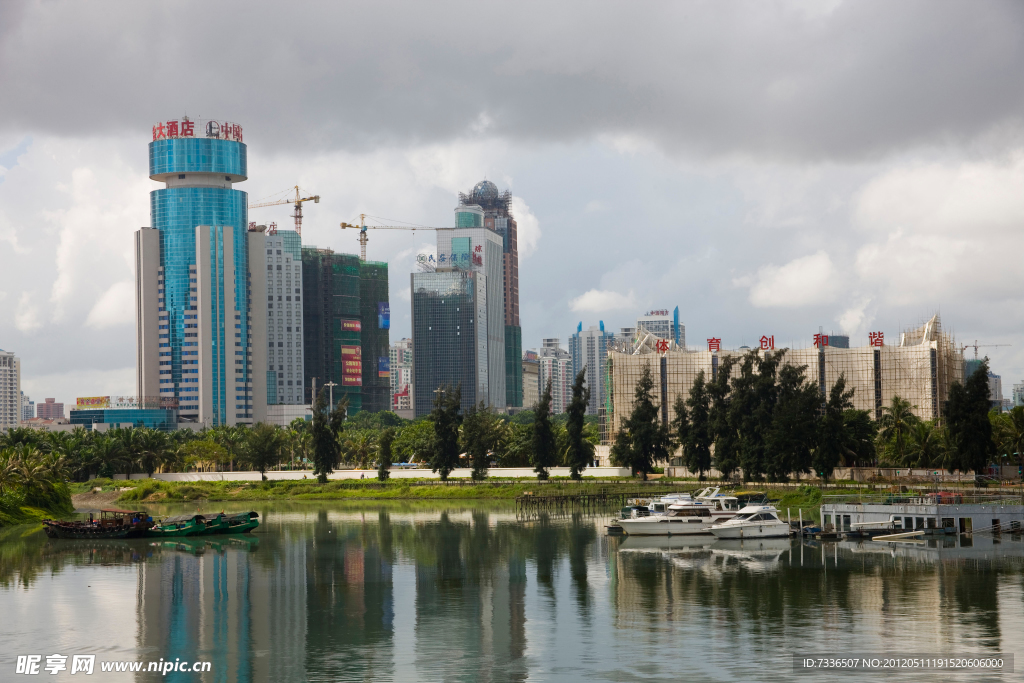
[248,186,320,236]
[340,214,452,261]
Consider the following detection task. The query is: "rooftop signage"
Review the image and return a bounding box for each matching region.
[643,309,670,317]
[152,117,243,142]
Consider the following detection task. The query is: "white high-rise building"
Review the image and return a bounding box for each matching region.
[264,229,304,407]
[636,306,684,347]
[20,391,33,421]
[570,322,615,416]
[537,338,571,414]
[0,350,21,429]
[390,338,413,412]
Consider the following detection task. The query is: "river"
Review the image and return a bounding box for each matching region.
[1,501,1022,681]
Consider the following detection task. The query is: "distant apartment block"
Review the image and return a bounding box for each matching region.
[36,397,64,420]
[522,349,539,409]
[0,350,20,429]
[21,391,33,421]
[390,338,413,411]
[537,338,571,414]
[570,321,615,416]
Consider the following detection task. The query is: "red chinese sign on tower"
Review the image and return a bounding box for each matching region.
[655,339,670,353]
[707,338,721,352]
[813,333,829,348]
[152,118,241,142]
[869,332,884,347]
[759,335,775,350]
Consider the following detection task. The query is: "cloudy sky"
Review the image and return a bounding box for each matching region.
[2,0,1024,406]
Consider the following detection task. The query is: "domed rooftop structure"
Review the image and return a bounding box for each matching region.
[471,179,499,202]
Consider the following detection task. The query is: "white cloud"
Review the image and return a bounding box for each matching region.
[86,281,134,329]
[585,200,608,213]
[569,289,636,313]
[738,250,840,308]
[837,298,873,337]
[14,291,41,332]
[511,196,541,257]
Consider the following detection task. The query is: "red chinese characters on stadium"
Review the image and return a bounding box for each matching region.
[655,339,669,353]
[707,338,721,352]
[760,335,774,350]
[813,333,829,348]
[869,332,884,347]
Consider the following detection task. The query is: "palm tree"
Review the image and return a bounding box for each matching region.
[0,448,21,493]
[995,406,1024,470]
[89,435,126,479]
[878,396,919,465]
[137,429,169,477]
[905,421,945,468]
[243,423,286,480]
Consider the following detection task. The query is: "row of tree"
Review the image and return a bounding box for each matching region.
[611,350,999,482]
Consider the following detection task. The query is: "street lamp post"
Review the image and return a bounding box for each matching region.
[324,381,338,410]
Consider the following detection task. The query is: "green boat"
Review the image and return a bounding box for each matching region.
[216,511,259,534]
[198,513,230,535]
[147,514,206,538]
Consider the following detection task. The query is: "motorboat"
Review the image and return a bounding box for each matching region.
[709,504,791,539]
[617,498,742,536]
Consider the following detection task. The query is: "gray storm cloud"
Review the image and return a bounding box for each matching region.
[0,1,1021,158]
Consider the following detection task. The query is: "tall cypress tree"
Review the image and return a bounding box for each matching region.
[377,427,395,482]
[532,379,557,480]
[709,356,738,479]
[312,387,344,483]
[462,401,497,481]
[813,374,854,484]
[429,384,462,481]
[684,370,713,480]
[946,359,996,474]
[765,362,819,480]
[612,364,670,480]
[565,369,594,480]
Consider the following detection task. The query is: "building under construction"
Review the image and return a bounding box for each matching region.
[606,315,963,439]
[301,247,390,414]
[458,180,523,407]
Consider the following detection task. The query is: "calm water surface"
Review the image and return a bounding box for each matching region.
[2,501,1023,682]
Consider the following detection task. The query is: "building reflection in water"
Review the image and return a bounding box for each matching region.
[30,506,1012,681]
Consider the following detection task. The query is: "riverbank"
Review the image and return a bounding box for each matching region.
[67,478,837,516]
[0,484,74,527]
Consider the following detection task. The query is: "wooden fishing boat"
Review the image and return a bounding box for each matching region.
[214,511,260,534]
[198,513,230,535]
[146,513,206,538]
[42,509,152,539]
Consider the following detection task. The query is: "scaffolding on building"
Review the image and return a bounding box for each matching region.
[604,314,962,442]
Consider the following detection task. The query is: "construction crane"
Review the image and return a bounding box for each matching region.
[248,186,320,236]
[961,340,1012,360]
[340,213,451,261]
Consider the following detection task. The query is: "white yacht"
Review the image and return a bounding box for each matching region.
[617,498,738,536]
[709,504,791,539]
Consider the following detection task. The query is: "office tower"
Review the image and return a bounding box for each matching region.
[301,248,390,414]
[20,391,33,421]
[390,338,413,412]
[522,350,539,409]
[0,350,20,429]
[537,338,571,414]
[264,229,305,406]
[636,306,684,347]
[36,397,64,420]
[136,116,267,426]
[411,228,504,417]
[570,321,615,416]
[457,181,522,407]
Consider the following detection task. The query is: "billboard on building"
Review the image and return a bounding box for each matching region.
[342,376,363,386]
[76,396,110,408]
[341,319,361,332]
[378,302,390,329]
[378,357,390,378]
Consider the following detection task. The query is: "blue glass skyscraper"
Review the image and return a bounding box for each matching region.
[136,117,267,426]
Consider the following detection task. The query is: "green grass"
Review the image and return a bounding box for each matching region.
[0,484,74,527]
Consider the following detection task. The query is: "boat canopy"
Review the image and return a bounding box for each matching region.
[161,514,204,524]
